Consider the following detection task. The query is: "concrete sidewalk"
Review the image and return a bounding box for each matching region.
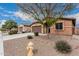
[0,32,4,56]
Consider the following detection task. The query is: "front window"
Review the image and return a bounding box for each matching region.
[55,23,63,31]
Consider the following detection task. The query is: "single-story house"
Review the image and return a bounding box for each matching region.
[31,18,76,35]
[18,25,31,33]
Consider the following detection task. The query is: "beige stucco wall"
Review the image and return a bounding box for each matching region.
[50,19,74,35]
[23,26,31,31]
[18,25,23,32]
[18,25,31,32]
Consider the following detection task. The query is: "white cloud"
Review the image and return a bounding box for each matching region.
[0,20,6,28]
[4,10,14,14]
[0,6,14,14]
[1,14,9,17]
[13,10,32,21]
[65,13,79,20]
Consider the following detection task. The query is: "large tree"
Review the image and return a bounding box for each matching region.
[17,3,76,34]
[1,20,18,31]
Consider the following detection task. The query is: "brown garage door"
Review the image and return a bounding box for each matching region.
[32,26,41,33]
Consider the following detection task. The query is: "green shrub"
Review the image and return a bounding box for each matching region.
[9,29,18,35]
[27,35,33,39]
[0,28,6,32]
[55,40,72,54]
[34,32,39,36]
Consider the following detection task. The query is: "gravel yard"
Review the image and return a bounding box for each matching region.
[3,35,79,56]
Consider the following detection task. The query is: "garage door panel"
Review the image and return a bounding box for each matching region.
[32,26,41,33]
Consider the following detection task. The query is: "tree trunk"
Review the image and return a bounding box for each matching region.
[43,26,46,34]
[46,26,50,39]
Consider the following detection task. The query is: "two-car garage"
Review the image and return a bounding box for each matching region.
[31,22,43,33]
[32,26,42,33]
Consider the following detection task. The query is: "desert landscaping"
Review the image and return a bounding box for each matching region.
[3,34,79,56]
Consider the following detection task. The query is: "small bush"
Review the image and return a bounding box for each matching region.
[9,29,18,35]
[22,31,26,33]
[55,40,72,54]
[34,32,39,36]
[27,35,33,39]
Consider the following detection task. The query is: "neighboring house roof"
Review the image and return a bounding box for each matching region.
[24,25,31,27]
[18,25,24,27]
[18,24,31,27]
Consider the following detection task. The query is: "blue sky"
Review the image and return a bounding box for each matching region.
[0,3,33,27]
[0,3,79,28]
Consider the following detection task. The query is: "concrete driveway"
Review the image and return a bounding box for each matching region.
[3,32,47,41]
[0,32,47,56]
[72,35,79,40]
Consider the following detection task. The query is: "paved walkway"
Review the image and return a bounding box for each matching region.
[0,32,4,56]
[72,35,79,40]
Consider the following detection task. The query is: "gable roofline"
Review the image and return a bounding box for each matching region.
[60,18,76,26]
[43,17,76,20]
[30,22,41,26]
[31,17,76,26]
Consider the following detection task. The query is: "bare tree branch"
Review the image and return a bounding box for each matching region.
[16,3,75,26]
